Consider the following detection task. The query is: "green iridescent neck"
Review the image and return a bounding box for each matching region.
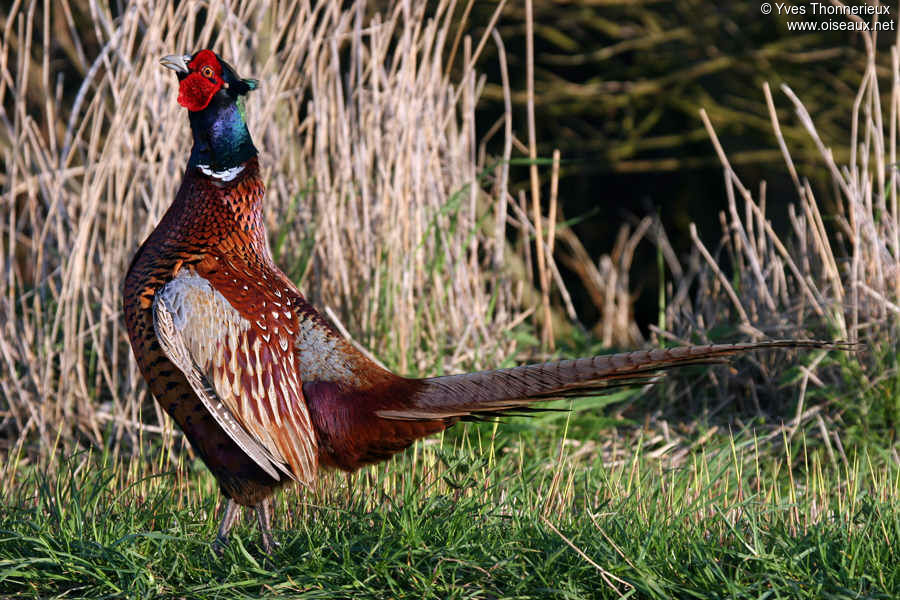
[187,94,257,172]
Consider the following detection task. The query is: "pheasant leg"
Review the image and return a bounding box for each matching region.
[255,497,279,554]
[212,498,241,556]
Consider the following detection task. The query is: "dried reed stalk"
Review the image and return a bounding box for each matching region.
[662,19,898,406]
[0,0,555,464]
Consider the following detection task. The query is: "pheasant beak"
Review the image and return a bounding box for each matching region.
[159,54,191,74]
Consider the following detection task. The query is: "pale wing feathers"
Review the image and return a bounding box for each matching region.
[377,341,843,420]
[292,301,386,387]
[152,293,291,481]
[154,272,318,485]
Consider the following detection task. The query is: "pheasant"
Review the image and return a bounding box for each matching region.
[123,49,843,554]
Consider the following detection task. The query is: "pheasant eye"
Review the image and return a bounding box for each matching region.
[201,65,215,79]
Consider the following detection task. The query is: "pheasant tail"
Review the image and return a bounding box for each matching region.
[377,341,846,421]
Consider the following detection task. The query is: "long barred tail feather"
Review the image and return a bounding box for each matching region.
[376,341,853,421]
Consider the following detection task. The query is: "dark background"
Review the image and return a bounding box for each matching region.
[467,1,885,337]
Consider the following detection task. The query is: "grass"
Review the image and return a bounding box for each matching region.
[3,413,900,599]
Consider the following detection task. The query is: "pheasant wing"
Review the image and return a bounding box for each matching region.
[152,270,318,485]
[153,293,291,481]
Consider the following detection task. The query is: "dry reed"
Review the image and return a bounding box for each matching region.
[2,0,894,478]
[0,0,570,467]
[648,22,899,423]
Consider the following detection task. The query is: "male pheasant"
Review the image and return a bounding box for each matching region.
[123,49,842,554]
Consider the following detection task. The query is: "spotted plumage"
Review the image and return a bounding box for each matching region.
[123,49,846,555]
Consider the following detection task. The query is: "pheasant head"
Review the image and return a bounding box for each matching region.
[160,50,259,177]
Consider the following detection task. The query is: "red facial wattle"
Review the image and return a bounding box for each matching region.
[177,50,224,111]
[178,73,222,111]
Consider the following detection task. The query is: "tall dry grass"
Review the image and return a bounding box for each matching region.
[0,0,581,466]
[1,0,895,477]
[648,24,899,428]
